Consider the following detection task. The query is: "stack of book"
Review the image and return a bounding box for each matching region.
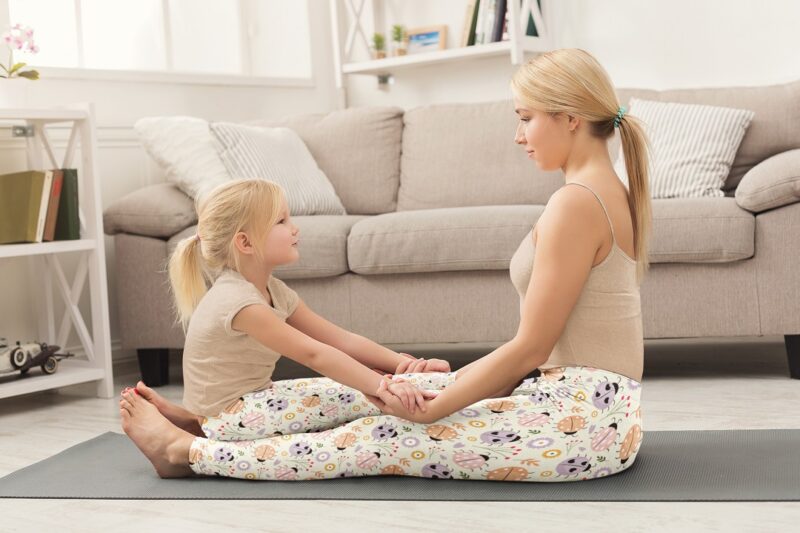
[460,0,541,47]
[0,169,80,244]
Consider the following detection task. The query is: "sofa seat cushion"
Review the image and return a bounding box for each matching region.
[169,215,366,280]
[348,206,543,275]
[650,197,754,263]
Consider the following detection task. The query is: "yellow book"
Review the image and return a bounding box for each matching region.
[0,170,50,244]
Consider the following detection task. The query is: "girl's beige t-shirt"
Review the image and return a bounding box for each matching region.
[182,269,300,417]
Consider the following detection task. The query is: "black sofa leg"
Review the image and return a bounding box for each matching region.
[785,335,800,380]
[137,348,170,387]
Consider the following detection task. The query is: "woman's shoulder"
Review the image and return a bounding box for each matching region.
[540,184,604,234]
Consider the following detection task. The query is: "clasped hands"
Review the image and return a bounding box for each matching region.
[363,353,450,423]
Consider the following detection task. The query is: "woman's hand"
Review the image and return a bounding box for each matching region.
[395,354,451,374]
[372,378,437,423]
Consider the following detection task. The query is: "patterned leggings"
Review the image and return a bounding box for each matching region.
[189,366,643,482]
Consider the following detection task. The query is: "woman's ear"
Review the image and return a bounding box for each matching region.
[233,231,254,255]
[568,114,580,132]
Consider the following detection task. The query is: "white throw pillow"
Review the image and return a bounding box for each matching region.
[210,122,346,215]
[614,98,755,198]
[134,116,231,200]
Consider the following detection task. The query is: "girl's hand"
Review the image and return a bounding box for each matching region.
[395,354,451,374]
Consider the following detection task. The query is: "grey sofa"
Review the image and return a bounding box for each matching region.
[104,80,800,385]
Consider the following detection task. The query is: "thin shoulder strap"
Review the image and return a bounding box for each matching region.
[564,182,616,242]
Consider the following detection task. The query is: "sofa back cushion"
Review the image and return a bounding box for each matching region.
[398,101,564,211]
[251,107,403,215]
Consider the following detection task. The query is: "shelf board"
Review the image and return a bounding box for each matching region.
[0,360,106,400]
[0,108,88,122]
[342,37,549,76]
[0,239,96,259]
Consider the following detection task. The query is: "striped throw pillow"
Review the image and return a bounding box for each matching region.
[614,98,755,198]
[210,122,346,215]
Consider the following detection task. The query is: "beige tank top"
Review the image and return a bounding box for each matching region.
[509,182,643,382]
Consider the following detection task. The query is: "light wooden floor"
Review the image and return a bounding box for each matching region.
[1,336,799,532]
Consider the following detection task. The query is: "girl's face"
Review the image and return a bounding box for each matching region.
[260,200,300,266]
[513,96,574,172]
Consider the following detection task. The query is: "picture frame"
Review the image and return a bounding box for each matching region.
[406,25,448,54]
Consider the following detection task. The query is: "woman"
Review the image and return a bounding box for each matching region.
[121,48,651,482]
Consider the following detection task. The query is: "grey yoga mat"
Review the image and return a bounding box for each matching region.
[0,430,798,501]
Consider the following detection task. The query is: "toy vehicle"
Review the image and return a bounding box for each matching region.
[0,338,73,376]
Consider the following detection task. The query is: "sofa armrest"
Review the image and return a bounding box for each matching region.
[735,149,800,213]
[103,182,197,238]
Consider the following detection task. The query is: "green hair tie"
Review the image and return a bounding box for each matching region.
[614,106,627,128]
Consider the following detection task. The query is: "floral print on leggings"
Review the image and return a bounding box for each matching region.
[189,366,643,482]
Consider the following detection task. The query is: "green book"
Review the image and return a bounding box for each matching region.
[0,170,47,244]
[467,0,481,46]
[54,168,80,241]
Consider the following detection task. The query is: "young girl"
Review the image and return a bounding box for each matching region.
[122,47,648,482]
[139,179,451,444]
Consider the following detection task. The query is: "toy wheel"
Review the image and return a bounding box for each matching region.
[41,356,58,375]
[11,348,28,369]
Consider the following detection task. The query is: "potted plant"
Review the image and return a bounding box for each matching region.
[372,32,386,59]
[391,24,406,56]
[1,24,40,80]
[1,24,40,108]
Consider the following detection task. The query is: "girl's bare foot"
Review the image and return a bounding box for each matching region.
[120,390,196,478]
[134,381,205,437]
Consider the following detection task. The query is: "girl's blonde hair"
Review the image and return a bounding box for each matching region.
[511,48,652,283]
[168,179,286,328]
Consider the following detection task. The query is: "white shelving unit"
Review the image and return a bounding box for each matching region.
[330,0,549,104]
[0,105,114,400]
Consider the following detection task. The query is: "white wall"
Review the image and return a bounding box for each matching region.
[343,0,800,108]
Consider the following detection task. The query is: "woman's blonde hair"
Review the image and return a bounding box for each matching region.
[511,48,652,283]
[168,179,286,328]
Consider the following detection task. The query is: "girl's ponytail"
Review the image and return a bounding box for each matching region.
[168,234,207,329]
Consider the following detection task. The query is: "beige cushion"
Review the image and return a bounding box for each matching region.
[250,107,403,215]
[103,183,197,238]
[735,149,800,213]
[348,205,543,275]
[650,198,754,263]
[169,215,366,280]
[398,101,564,211]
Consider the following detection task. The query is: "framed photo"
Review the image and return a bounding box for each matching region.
[406,25,448,54]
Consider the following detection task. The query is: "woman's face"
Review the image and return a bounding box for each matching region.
[261,200,300,266]
[513,96,574,172]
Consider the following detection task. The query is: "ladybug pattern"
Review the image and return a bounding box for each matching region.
[189,366,643,482]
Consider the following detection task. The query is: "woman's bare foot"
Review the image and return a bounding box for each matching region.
[120,390,196,478]
[134,381,205,437]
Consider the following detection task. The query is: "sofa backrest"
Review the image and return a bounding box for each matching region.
[397,100,563,211]
[399,81,799,210]
[252,106,403,215]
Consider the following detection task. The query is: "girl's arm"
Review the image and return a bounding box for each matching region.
[287,301,450,373]
[286,301,409,373]
[233,304,430,411]
[380,189,601,422]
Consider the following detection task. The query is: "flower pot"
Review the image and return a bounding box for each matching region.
[0,77,33,109]
[394,47,407,57]
[374,50,386,59]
